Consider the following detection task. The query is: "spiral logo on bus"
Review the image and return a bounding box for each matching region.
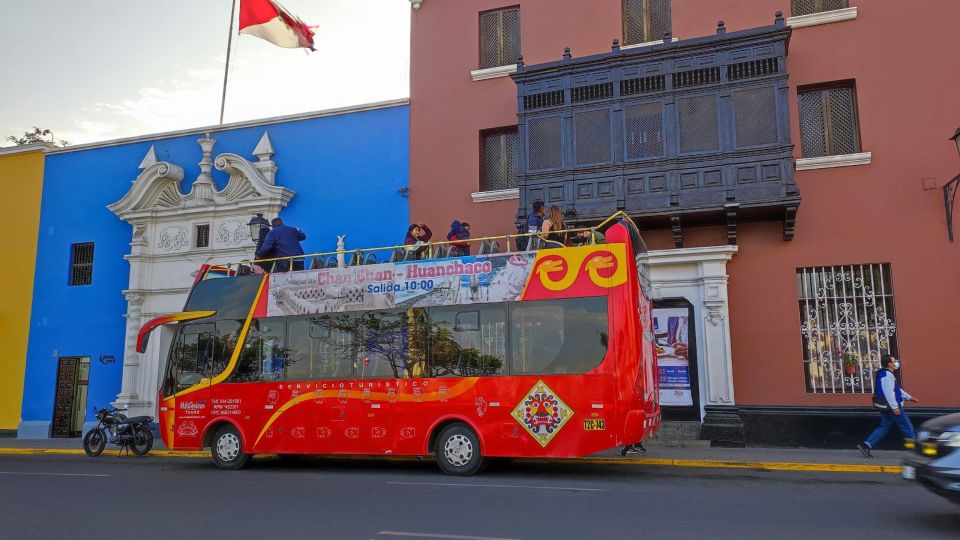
[522,244,628,300]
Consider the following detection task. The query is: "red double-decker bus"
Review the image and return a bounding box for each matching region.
[138,215,659,475]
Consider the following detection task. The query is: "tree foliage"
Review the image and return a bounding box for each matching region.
[6,127,70,147]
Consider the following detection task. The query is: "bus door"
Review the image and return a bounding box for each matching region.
[166,322,216,449]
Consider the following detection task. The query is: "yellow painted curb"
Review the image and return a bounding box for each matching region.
[0,447,900,473]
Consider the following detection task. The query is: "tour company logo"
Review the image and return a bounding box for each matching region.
[510,380,573,447]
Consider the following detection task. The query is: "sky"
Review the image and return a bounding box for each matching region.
[0,0,410,146]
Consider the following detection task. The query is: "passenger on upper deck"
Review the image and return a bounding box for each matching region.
[447,220,471,257]
[404,222,433,259]
[541,205,567,249]
[257,217,306,272]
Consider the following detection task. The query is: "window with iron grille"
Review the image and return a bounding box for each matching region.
[195,224,210,248]
[481,128,519,192]
[791,0,848,16]
[479,7,520,69]
[798,82,861,157]
[623,0,672,45]
[797,264,899,394]
[69,242,94,286]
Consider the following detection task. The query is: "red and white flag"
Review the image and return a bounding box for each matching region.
[239,0,316,50]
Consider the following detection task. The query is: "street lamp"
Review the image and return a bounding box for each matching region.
[248,213,270,244]
[944,128,960,242]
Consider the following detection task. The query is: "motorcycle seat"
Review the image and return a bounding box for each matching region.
[122,416,152,424]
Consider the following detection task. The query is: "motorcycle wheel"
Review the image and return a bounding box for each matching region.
[131,426,154,456]
[83,429,106,457]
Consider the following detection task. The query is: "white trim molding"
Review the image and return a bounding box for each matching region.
[471,64,518,82]
[410,0,423,9]
[471,188,519,203]
[787,6,858,29]
[646,245,738,414]
[795,151,871,171]
[620,36,679,51]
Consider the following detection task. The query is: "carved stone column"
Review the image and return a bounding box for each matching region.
[115,291,144,405]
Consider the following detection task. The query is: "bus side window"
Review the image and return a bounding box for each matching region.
[168,323,215,393]
[428,304,506,377]
[229,317,286,383]
[286,314,355,380]
[510,297,609,375]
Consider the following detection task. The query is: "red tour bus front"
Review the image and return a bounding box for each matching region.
[140,214,659,475]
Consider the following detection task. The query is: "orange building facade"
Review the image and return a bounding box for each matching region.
[409,0,960,445]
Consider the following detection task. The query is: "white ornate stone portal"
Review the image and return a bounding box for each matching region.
[108,132,294,418]
[647,246,738,418]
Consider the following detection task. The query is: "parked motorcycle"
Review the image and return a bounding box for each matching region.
[83,406,154,457]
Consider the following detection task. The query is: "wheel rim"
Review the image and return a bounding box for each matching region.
[443,434,473,467]
[216,433,241,462]
[90,432,103,449]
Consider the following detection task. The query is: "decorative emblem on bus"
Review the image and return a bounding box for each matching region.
[438,385,449,402]
[371,426,387,439]
[511,380,573,447]
[387,388,398,403]
[475,397,488,417]
[400,427,415,439]
[291,426,305,439]
[267,390,279,405]
[362,388,372,403]
[412,387,423,402]
[316,427,331,438]
[344,427,359,439]
[176,421,198,437]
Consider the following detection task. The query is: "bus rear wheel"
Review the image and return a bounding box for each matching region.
[435,424,485,476]
[210,425,251,470]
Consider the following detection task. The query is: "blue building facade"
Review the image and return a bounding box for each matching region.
[19,101,410,438]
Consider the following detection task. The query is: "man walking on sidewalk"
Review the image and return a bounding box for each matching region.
[857,354,919,457]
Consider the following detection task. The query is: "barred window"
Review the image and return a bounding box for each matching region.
[798,82,861,158]
[623,0,672,45]
[195,224,210,248]
[479,7,520,69]
[69,242,94,286]
[481,128,519,192]
[797,264,899,394]
[791,0,848,16]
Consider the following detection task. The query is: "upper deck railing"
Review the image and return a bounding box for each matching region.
[207,212,644,279]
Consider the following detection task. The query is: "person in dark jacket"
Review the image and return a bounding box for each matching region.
[253,225,274,273]
[256,217,306,272]
[857,354,920,457]
[404,222,433,260]
[517,200,545,250]
[446,220,471,257]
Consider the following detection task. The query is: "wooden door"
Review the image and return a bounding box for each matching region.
[52,358,80,438]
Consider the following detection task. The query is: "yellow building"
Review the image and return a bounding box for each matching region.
[0,143,48,433]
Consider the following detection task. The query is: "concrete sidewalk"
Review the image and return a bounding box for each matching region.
[0,436,906,471]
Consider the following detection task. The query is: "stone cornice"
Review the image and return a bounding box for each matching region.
[647,245,738,267]
[786,7,858,29]
[0,142,58,156]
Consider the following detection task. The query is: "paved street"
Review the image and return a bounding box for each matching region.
[0,453,956,540]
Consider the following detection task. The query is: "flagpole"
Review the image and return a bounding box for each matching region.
[219,0,238,125]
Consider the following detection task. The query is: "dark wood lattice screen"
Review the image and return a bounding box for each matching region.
[195,224,210,248]
[69,242,94,286]
[798,84,860,158]
[528,117,563,170]
[677,95,719,153]
[482,129,519,192]
[733,86,778,148]
[791,0,848,16]
[479,7,521,69]
[624,102,664,160]
[574,110,612,165]
[623,0,672,45]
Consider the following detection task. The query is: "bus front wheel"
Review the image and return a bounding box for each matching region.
[210,425,251,470]
[435,424,486,476]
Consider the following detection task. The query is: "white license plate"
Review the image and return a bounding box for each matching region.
[901,465,916,480]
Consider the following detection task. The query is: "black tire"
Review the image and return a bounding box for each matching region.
[435,424,486,476]
[83,429,106,457]
[131,426,153,456]
[210,425,251,470]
